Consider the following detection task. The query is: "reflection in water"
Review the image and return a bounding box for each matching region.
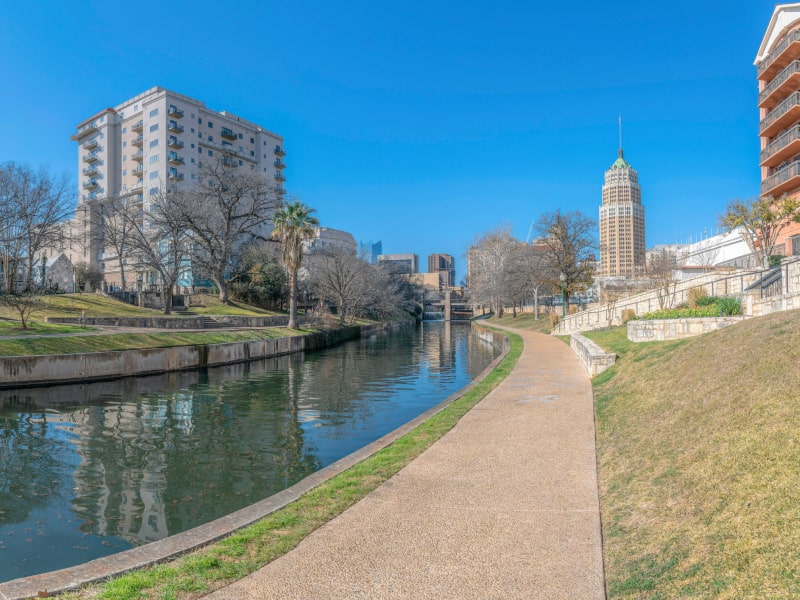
[0,322,498,581]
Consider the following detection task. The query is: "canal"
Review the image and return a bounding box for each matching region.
[0,322,500,582]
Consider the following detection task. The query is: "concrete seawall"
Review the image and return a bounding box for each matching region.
[45,315,290,328]
[0,323,399,389]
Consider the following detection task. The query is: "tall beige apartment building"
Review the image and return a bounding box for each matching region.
[69,86,285,288]
[756,3,800,256]
[598,148,646,278]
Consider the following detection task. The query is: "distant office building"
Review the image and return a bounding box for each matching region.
[69,86,285,288]
[427,253,455,289]
[599,146,646,278]
[378,253,419,274]
[305,227,357,254]
[756,3,800,256]
[359,240,382,264]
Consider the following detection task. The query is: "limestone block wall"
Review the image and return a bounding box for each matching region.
[553,269,765,336]
[45,315,291,329]
[626,316,746,342]
[570,334,616,376]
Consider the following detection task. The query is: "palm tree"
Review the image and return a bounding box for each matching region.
[272,200,319,329]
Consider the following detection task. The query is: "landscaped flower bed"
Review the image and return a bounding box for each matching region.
[639,296,741,320]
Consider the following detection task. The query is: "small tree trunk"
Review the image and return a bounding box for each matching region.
[118,257,126,291]
[288,269,298,329]
[164,287,173,315]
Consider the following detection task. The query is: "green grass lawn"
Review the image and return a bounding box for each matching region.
[185,295,280,316]
[589,312,800,598]
[0,320,93,336]
[0,293,163,324]
[487,311,554,334]
[0,328,302,356]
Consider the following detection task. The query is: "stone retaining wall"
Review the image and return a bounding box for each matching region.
[570,334,616,376]
[626,316,746,342]
[0,324,389,388]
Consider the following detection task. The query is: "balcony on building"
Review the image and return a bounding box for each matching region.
[222,156,237,167]
[221,127,237,140]
[168,152,185,165]
[274,159,286,170]
[82,138,98,150]
[132,119,144,133]
[274,145,286,157]
[760,91,800,138]
[83,152,99,163]
[168,136,184,149]
[133,165,144,177]
[81,192,98,202]
[759,60,800,110]
[274,172,286,182]
[168,121,184,133]
[82,165,99,177]
[131,149,144,162]
[275,184,286,195]
[762,160,800,197]
[168,169,184,182]
[758,29,800,81]
[83,179,99,190]
[71,123,98,141]
[761,125,800,167]
[168,105,184,118]
[132,135,144,147]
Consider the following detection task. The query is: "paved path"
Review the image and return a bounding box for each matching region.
[206,325,605,599]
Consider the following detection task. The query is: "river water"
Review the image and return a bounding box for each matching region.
[0,322,499,582]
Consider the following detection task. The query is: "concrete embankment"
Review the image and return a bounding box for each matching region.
[45,315,290,328]
[0,322,398,389]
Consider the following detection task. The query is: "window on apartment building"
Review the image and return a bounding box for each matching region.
[208,150,214,157]
[149,171,159,180]
[239,133,243,139]
[250,151,254,156]
[122,127,127,134]
[122,169,127,176]
[238,146,243,153]
[198,118,202,124]
[191,174,195,179]
[122,141,127,147]
[150,155,159,164]
[191,113,195,118]
[150,140,159,148]
[123,156,127,162]
[191,158,195,163]
[208,121,213,128]
[191,128,195,133]
[239,160,243,166]
[134,104,139,111]
[150,187,159,195]
[198,147,202,153]
[150,124,159,132]
[191,143,195,148]
[150,109,158,117]
[249,137,253,144]
[208,136,213,142]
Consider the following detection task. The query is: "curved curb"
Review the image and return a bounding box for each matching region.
[0,323,509,600]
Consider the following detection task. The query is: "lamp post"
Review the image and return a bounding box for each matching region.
[560,272,566,318]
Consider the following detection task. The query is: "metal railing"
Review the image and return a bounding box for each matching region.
[761,160,800,194]
[760,91,800,134]
[760,60,800,104]
[758,29,800,77]
[761,125,800,163]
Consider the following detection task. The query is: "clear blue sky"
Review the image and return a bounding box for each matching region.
[0,1,776,282]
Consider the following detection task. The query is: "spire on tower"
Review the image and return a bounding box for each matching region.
[618,113,624,159]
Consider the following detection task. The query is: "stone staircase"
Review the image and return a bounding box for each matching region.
[173,309,230,329]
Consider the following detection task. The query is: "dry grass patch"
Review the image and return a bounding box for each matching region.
[589,312,800,598]
[488,312,554,333]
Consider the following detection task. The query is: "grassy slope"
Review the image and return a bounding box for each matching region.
[185,295,279,316]
[488,312,554,334]
[586,312,800,599]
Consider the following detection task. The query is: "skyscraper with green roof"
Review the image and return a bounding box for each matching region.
[599,147,646,278]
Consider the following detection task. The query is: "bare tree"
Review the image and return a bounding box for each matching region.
[720,195,800,268]
[0,162,72,292]
[534,210,597,309]
[505,243,554,319]
[307,247,372,325]
[124,185,191,314]
[96,195,137,291]
[467,225,518,317]
[179,158,279,304]
[0,290,43,329]
[647,249,679,309]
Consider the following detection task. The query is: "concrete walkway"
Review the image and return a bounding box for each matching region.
[206,325,605,599]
